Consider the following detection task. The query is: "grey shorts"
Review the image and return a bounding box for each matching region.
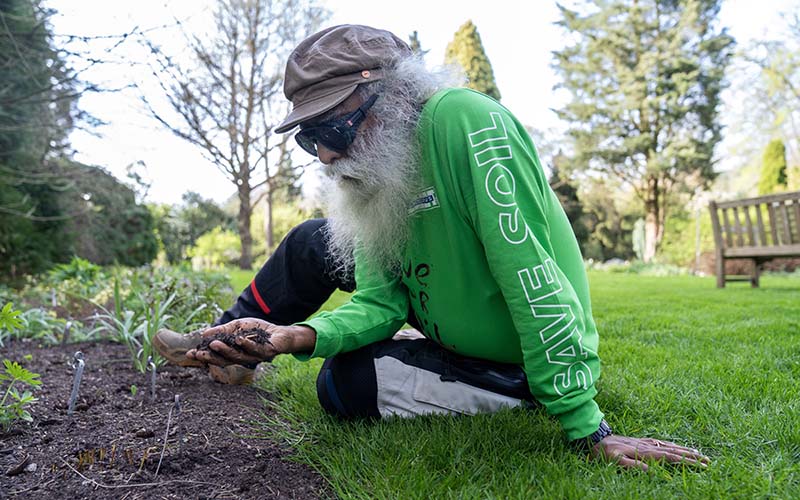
[316,333,538,419]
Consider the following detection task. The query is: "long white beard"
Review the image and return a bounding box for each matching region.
[319,56,462,278]
[322,111,421,278]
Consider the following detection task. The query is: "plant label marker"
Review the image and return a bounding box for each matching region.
[147,356,157,402]
[154,392,183,477]
[174,394,183,455]
[61,321,72,346]
[51,288,57,307]
[67,351,85,416]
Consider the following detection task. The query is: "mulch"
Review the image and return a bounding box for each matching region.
[0,340,329,499]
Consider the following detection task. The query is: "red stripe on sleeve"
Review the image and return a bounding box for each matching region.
[249,280,271,315]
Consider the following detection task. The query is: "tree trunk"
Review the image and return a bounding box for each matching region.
[266,185,274,252]
[237,185,253,270]
[643,175,660,263]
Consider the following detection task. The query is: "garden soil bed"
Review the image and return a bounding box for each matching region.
[0,340,328,499]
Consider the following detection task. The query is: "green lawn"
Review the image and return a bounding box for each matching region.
[233,271,799,499]
[228,268,257,298]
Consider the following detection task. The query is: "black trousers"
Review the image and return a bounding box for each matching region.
[217,219,534,418]
[215,219,356,327]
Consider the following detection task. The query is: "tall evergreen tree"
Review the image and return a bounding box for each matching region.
[444,20,501,101]
[0,0,77,279]
[548,152,588,248]
[553,0,734,261]
[758,138,788,194]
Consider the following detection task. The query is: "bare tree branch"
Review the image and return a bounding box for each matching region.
[137,0,327,268]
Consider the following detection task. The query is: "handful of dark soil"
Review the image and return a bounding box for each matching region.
[196,328,273,352]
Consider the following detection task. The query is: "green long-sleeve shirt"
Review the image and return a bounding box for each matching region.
[300,88,603,440]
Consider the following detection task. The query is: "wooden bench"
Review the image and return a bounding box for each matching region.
[709,190,800,287]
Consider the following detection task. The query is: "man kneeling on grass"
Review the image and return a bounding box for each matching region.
[154,24,708,470]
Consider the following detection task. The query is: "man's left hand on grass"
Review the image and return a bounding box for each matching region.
[592,435,709,471]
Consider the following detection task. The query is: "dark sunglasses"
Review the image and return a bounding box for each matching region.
[295,94,379,157]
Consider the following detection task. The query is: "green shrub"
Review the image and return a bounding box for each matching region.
[14,308,67,343]
[113,266,231,329]
[758,138,788,195]
[657,208,715,268]
[5,264,232,358]
[187,227,241,270]
[250,200,316,258]
[32,257,112,315]
[150,192,236,265]
[48,256,101,283]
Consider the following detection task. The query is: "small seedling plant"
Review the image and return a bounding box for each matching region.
[97,280,173,372]
[97,278,210,373]
[0,359,42,432]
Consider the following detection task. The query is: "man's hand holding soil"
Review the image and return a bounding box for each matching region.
[186,318,316,368]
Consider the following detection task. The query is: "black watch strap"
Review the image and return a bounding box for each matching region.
[571,419,613,452]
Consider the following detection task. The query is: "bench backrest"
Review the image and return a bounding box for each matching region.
[709,191,800,251]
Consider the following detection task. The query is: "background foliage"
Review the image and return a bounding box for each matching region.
[758,138,789,195]
[553,0,734,262]
[150,191,236,265]
[0,1,156,282]
[5,257,233,347]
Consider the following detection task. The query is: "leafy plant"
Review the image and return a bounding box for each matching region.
[134,289,176,372]
[0,359,42,432]
[48,256,101,283]
[0,303,23,347]
[96,280,145,372]
[15,308,67,343]
[4,264,232,370]
[186,227,240,269]
[112,266,229,331]
[97,279,181,372]
[0,304,99,346]
[13,263,229,328]
[44,257,109,314]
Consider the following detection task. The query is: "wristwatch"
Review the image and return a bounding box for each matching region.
[572,419,613,452]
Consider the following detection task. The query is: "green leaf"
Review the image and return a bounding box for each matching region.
[0,303,24,332]
[3,360,41,387]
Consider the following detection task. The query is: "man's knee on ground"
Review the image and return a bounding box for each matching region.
[315,346,380,419]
